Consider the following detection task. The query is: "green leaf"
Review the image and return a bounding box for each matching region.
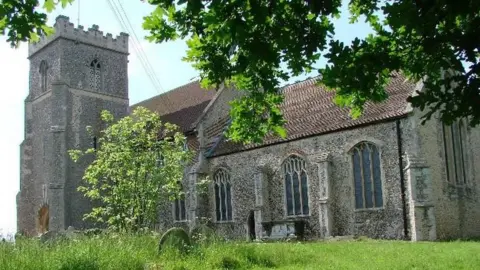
[29,32,40,43]
[68,107,193,232]
[43,0,56,13]
[273,126,287,139]
[60,0,74,8]
[41,25,55,37]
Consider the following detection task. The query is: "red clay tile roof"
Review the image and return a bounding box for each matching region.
[208,72,416,157]
[130,80,217,133]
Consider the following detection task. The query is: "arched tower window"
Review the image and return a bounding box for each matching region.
[89,59,101,90]
[214,168,232,221]
[173,182,186,221]
[39,60,48,92]
[283,155,309,216]
[351,142,383,209]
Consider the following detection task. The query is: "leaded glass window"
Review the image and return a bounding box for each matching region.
[214,168,233,221]
[283,155,309,216]
[173,182,186,221]
[352,142,383,209]
[443,120,468,185]
[89,59,101,90]
[39,60,48,92]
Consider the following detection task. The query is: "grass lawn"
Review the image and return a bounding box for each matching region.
[1,234,479,270]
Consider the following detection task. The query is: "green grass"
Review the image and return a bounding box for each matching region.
[1,234,480,270]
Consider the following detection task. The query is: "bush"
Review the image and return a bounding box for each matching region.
[190,224,217,245]
[158,227,191,254]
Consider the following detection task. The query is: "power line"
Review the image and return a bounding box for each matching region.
[106,0,164,95]
[106,0,181,115]
[114,0,165,93]
[108,0,160,93]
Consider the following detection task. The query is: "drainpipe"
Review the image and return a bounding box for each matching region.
[396,119,409,240]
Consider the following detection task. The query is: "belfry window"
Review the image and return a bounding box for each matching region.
[39,60,48,92]
[89,59,101,90]
[214,168,233,221]
[283,155,309,216]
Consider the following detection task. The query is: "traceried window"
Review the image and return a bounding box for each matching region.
[443,120,468,185]
[173,182,186,221]
[352,142,383,209]
[283,155,309,216]
[214,168,232,221]
[39,60,48,92]
[89,59,101,90]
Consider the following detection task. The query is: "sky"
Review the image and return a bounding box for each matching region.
[0,0,371,236]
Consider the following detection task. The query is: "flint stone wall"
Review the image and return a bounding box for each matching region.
[206,119,409,240]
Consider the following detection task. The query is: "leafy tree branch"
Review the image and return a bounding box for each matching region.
[3,0,479,144]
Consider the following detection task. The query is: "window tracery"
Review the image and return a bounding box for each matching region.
[283,155,309,216]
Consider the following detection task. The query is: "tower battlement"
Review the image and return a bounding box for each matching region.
[28,15,129,57]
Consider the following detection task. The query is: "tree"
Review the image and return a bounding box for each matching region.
[0,0,72,46]
[68,107,192,232]
[3,1,479,144]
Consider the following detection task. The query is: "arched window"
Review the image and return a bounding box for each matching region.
[39,60,48,92]
[214,168,232,221]
[352,142,383,209]
[173,182,186,221]
[89,59,101,90]
[443,120,468,185]
[283,155,309,216]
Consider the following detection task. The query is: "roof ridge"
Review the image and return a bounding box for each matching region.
[134,75,322,108]
[279,75,322,93]
[208,72,417,157]
[131,79,200,107]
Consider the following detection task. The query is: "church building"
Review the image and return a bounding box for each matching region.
[17,16,480,241]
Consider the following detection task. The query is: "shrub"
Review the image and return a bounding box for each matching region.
[190,224,217,245]
[158,227,191,254]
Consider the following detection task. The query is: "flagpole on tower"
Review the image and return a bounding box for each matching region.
[77,0,80,26]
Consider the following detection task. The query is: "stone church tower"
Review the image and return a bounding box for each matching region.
[17,16,130,236]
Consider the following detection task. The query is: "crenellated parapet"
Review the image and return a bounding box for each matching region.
[29,15,129,57]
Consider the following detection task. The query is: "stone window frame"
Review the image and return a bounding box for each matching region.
[172,181,187,222]
[39,60,48,93]
[345,137,386,212]
[442,119,471,187]
[281,153,311,219]
[212,167,234,223]
[88,58,103,91]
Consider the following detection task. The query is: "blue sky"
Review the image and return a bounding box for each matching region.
[0,0,371,236]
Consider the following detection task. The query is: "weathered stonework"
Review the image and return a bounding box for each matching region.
[314,153,332,238]
[405,156,436,241]
[411,107,480,239]
[17,16,129,236]
[203,120,408,240]
[20,17,480,242]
